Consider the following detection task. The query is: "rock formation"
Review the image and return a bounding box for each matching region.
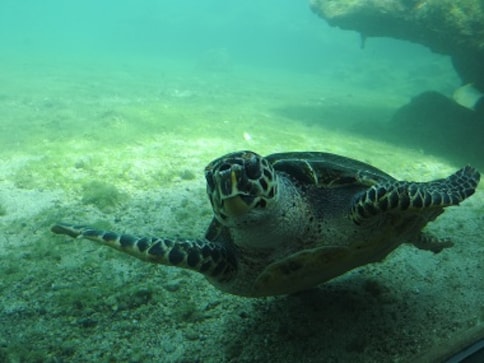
[310,0,484,89]
[310,0,484,168]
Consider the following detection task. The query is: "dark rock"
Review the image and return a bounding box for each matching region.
[389,91,484,168]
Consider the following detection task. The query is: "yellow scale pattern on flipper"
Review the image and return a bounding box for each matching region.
[350,166,480,225]
[51,223,237,282]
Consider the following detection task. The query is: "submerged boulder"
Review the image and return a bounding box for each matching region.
[310,0,484,89]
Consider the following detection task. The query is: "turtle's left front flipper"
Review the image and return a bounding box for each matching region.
[51,223,236,281]
[351,165,480,225]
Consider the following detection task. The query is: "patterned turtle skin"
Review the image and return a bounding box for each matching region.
[51,151,480,297]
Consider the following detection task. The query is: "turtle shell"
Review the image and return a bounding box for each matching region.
[266,151,395,188]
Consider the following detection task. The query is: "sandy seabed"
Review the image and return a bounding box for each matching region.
[0,55,482,362]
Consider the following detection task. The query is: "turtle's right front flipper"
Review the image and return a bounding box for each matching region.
[350,165,480,225]
[51,223,236,282]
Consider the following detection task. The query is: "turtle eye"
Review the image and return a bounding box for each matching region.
[218,163,232,172]
[259,178,268,191]
[205,170,215,191]
[245,154,261,180]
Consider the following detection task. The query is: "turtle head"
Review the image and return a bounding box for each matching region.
[205,151,278,225]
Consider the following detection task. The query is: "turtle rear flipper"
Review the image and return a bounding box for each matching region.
[351,166,480,225]
[51,223,237,282]
[410,232,454,254]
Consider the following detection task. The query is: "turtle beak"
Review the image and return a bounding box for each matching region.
[223,195,251,217]
[221,171,251,217]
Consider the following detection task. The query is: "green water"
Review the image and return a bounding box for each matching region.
[0,1,482,362]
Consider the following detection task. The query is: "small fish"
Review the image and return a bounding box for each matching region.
[453,83,483,111]
[243,132,252,142]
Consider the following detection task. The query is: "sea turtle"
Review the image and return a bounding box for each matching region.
[51,151,480,297]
